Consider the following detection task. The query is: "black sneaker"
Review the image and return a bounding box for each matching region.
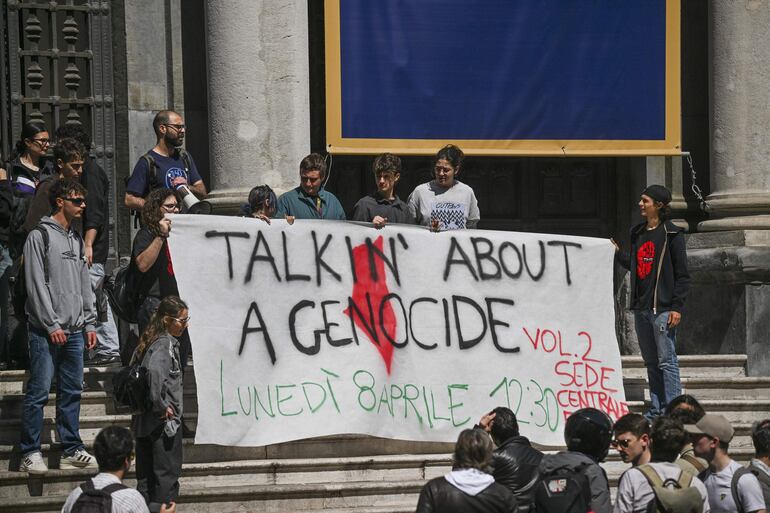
[85,354,122,366]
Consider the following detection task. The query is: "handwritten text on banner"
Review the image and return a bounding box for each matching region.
[167,215,627,447]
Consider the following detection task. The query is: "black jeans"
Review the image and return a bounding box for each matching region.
[135,424,183,512]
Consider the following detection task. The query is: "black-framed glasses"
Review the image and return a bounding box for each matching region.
[30,137,50,146]
[62,197,86,206]
[611,438,632,448]
[163,123,186,131]
[161,202,180,211]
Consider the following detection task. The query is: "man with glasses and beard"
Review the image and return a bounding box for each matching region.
[124,110,207,212]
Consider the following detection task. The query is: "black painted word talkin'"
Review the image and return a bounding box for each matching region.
[204,230,584,365]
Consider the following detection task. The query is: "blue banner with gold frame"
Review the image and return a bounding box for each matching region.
[325,0,681,156]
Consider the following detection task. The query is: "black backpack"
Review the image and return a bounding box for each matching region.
[112,350,149,413]
[71,478,126,513]
[534,461,592,513]
[126,149,192,194]
[103,260,141,323]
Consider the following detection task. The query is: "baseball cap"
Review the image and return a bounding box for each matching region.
[684,414,734,443]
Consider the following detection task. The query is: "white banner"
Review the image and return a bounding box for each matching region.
[167,215,627,447]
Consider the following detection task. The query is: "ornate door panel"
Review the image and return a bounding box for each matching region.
[1,0,116,250]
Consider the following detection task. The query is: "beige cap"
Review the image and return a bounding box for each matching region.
[684,414,734,443]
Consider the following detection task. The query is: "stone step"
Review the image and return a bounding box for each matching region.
[0,479,425,513]
[0,453,451,499]
[0,433,454,470]
[623,377,770,401]
[620,355,747,379]
[0,390,199,420]
[628,399,770,423]
[0,366,197,394]
[0,447,757,513]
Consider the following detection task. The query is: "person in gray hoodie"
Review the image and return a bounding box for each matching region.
[132,295,187,513]
[19,178,97,474]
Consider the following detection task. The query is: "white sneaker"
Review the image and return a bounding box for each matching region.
[20,451,48,474]
[60,448,97,470]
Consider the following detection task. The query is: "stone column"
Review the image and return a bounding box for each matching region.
[204,0,310,212]
[699,1,770,231]
[681,1,770,376]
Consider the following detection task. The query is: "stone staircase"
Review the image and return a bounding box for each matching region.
[0,355,766,512]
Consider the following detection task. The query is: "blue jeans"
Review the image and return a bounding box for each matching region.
[634,310,682,417]
[20,326,86,456]
[88,263,120,357]
[0,243,12,362]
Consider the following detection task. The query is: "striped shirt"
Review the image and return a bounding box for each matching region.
[61,472,149,513]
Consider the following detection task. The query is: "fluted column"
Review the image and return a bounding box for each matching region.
[699,1,770,231]
[204,0,310,211]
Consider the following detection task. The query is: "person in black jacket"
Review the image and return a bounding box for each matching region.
[478,407,543,512]
[613,184,691,418]
[416,428,517,513]
[0,165,13,369]
[55,124,121,365]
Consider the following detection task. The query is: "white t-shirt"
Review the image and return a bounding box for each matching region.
[614,461,710,513]
[702,460,766,513]
[407,180,480,230]
[61,472,149,513]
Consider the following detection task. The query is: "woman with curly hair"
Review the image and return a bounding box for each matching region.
[129,188,191,367]
[132,295,188,512]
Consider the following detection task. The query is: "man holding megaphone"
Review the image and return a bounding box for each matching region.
[124,110,209,215]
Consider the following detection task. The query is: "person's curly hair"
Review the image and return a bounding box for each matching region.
[141,187,177,237]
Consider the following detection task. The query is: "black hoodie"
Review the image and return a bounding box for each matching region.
[617,220,691,313]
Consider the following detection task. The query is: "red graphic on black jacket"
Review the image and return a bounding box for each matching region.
[636,241,655,279]
[344,236,395,374]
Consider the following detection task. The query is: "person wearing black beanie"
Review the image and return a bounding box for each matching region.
[612,185,690,419]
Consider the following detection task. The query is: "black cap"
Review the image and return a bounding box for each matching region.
[642,185,672,205]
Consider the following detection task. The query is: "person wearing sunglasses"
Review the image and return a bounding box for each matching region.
[22,137,86,233]
[131,296,188,511]
[614,416,710,513]
[7,121,56,198]
[611,413,651,468]
[19,179,98,474]
[129,188,192,370]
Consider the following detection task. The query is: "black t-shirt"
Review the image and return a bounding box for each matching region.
[131,227,178,299]
[632,224,665,310]
[81,157,110,264]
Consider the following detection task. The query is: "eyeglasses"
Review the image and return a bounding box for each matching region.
[30,138,50,146]
[161,202,180,211]
[163,123,186,132]
[62,197,86,206]
[169,316,190,324]
[611,438,633,448]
